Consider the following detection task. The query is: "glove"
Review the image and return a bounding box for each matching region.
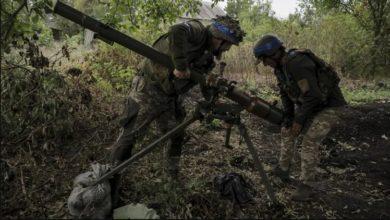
[290,122,302,137]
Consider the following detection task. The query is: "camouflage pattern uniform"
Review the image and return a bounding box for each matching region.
[111,20,216,176]
[109,16,245,206]
[276,49,347,185]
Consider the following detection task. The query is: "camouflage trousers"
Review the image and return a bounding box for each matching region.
[279,107,344,185]
[110,75,186,175]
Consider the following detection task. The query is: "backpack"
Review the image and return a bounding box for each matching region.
[288,49,341,98]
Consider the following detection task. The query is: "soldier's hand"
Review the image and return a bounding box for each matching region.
[290,122,302,137]
[173,69,190,79]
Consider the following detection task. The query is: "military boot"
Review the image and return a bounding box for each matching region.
[291,183,316,201]
[108,159,125,209]
[270,165,290,183]
[109,173,122,209]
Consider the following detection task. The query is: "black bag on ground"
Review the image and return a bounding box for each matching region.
[214,172,254,204]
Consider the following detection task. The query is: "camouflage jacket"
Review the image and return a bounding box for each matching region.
[139,19,215,96]
[275,49,347,126]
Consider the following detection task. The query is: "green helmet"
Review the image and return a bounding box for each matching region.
[209,15,246,45]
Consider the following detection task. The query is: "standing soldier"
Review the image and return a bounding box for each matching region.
[253,35,347,201]
[110,16,245,206]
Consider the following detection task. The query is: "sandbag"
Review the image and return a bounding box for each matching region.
[67,163,112,219]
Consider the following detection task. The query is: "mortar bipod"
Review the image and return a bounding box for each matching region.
[205,104,277,204]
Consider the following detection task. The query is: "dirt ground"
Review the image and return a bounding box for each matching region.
[1,100,389,219]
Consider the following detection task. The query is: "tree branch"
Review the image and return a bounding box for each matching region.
[2,0,27,44]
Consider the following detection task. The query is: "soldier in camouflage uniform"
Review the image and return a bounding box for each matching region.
[110,16,245,206]
[253,35,347,201]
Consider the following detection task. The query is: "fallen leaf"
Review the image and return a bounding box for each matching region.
[315,167,327,174]
[43,142,49,150]
[263,164,272,172]
[351,209,361,214]
[337,141,356,151]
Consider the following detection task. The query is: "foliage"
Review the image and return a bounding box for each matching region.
[277,12,370,76]
[1,0,49,52]
[297,0,390,77]
[1,0,83,51]
[0,39,120,153]
[68,0,203,34]
[64,33,83,47]
[1,0,209,53]
[1,0,196,153]
[343,87,390,105]
[206,119,222,129]
[80,42,142,93]
[36,23,54,46]
[225,0,254,18]
[1,63,74,150]
[341,79,390,105]
[222,0,388,78]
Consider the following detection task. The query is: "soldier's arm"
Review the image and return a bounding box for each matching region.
[279,83,294,127]
[288,56,324,125]
[168,20,204,72]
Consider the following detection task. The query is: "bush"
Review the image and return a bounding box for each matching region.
[37,28,53,46]
[80,42,142,93]
[223,5,378,79]
[1,42,122,154]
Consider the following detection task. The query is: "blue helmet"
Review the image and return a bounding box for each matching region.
[209,15,246,45]
[253,35,283,58]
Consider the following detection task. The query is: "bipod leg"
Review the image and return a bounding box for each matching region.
[238,123,277,204]
[224,124,233,149]
[92,113,200,186]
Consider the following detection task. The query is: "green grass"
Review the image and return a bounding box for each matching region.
[240,79,280,101]
[342,87,390,105]
[241,77,390,106]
